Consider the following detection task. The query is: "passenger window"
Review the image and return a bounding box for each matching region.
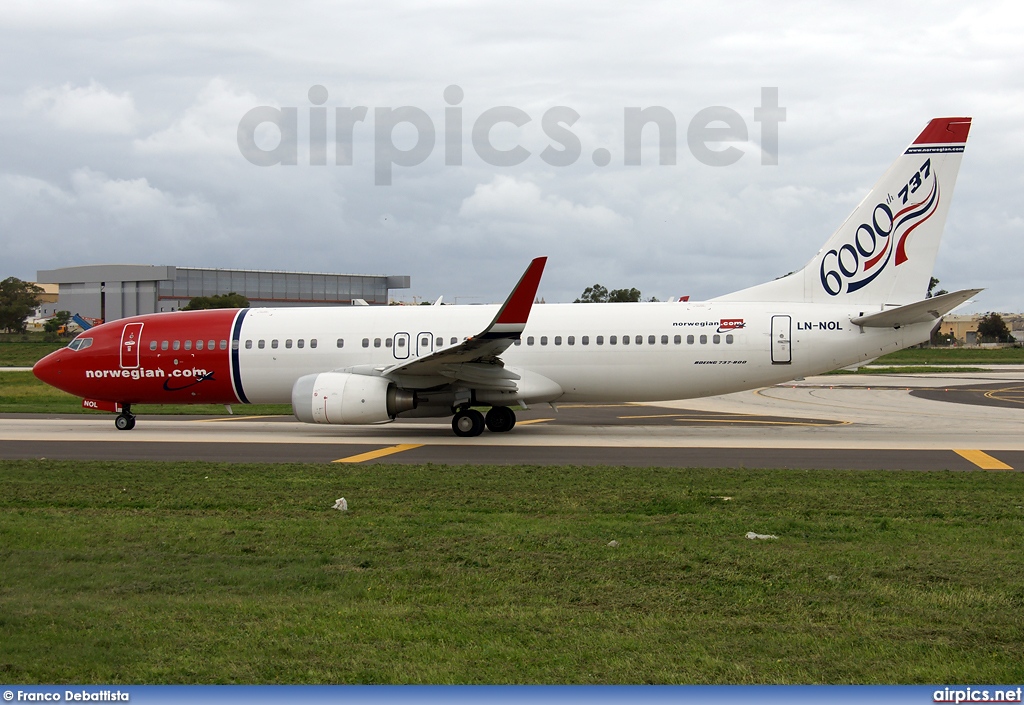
[208,340,216,350]
[196,340,204,351]
[258,340,265,349]
[636,335,643,345]
[673,335,681,344]
[582,336,589,345]
[310,339,317,348]
[149,341,157,351]
[567,336,574,345]
[397,338,406,348]
[436,337,442,347]
[514,339,521,346]
[271,340,279,349]
[220,340,228,351]
[450,337,457,345]
[527,336,535,346]
[185,340,193,351]
[285,339,293,349]
[553,336,561,345]
[687,335,694,344]
[231,340,239,350]
[297,339,305,349]
[726,334,734,344]
[337,338,344,348]
[161,341,168,351]
[699,335,707,344]
[649,335,656,345]
[713,334,721,344]
[610,336,617,345]
[661,335,668,344]
[362,338,369,348]
[621,335,628,345]
[540,336,548,345]
[172,340,181,351]
[374,338,381,348]
[244,340,252,349]
[596,335,603,345]
[385,338,392,348]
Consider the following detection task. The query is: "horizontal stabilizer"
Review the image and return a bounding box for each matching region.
[850,288,982,328]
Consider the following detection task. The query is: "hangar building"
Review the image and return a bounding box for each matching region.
[36,264,411,322]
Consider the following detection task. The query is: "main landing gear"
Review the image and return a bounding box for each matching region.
[451,406,517,437]
[114,404,136,431]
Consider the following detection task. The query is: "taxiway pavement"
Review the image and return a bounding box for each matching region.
[2,371,1022,470]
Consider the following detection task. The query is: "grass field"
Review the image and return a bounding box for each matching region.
[828,366,985,375]
[1,460,1022,684]
[0,341,64,367]
[874,347,1024,364]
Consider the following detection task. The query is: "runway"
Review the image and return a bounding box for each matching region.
[3,370,1023,470]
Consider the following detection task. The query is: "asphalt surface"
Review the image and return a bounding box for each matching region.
[2,372,1023,470]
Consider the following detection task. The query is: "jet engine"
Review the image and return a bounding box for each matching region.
[291,372,416,425]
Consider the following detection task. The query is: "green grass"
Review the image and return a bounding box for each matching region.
[0,371,291,415]
[1,460,1022,683]
[0,341,64,367]
[875,347,1024,365]
[827,366,985,375]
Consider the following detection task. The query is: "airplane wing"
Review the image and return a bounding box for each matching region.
[850,288,983,328]
[380,257,547,389]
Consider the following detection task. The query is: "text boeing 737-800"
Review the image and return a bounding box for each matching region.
[33,117,979,437]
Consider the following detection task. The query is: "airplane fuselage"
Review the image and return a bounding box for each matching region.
[33,301,928,410]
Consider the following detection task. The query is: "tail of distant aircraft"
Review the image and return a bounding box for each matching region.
[716,117,971,306]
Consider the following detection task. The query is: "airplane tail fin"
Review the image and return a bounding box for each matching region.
[715,117,971,306]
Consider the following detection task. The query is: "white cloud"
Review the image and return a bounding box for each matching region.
[459,175,629,230]
[23,80,138,134]
[68,168,212,220]
[134,78,264,156]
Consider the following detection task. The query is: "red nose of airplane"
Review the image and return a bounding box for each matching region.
[32,350,64,388]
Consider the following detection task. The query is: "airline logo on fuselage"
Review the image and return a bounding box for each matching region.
[85,367,209,381]
[672,319,746,333]
[819,158,940,296]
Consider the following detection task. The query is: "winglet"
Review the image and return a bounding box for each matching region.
[480,257,547,338]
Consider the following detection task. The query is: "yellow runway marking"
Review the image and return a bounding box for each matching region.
[517,418,554,426]
[333,444,423,464]
[953,449,1013,470]
[193,415,286,423]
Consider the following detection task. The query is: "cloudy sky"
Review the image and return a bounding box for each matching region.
[2,1,1022,311]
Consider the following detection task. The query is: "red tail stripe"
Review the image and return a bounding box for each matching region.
[912,117,971,145]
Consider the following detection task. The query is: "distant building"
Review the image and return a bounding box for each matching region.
[31,283,59,308]
[36,264,411,322]
[937,313,1024,345]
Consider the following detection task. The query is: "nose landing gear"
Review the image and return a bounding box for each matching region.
[114,404,136,431]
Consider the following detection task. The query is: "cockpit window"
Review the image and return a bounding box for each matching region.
[67,337,93,351]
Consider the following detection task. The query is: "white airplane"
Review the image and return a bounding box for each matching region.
[33,117,978,436]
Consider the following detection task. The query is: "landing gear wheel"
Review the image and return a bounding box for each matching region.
[485,406,516,433]
[452,408,485,437]
[115,412,136,431]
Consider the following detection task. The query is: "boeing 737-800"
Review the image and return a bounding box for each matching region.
[33,117,978,437]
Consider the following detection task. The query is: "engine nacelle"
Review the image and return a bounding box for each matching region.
[291,372,416,425]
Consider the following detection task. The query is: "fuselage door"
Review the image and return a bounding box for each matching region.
[393,332,410,360]
[771,315,791,365]
[120,322,144,369]
[416,331,433,357]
